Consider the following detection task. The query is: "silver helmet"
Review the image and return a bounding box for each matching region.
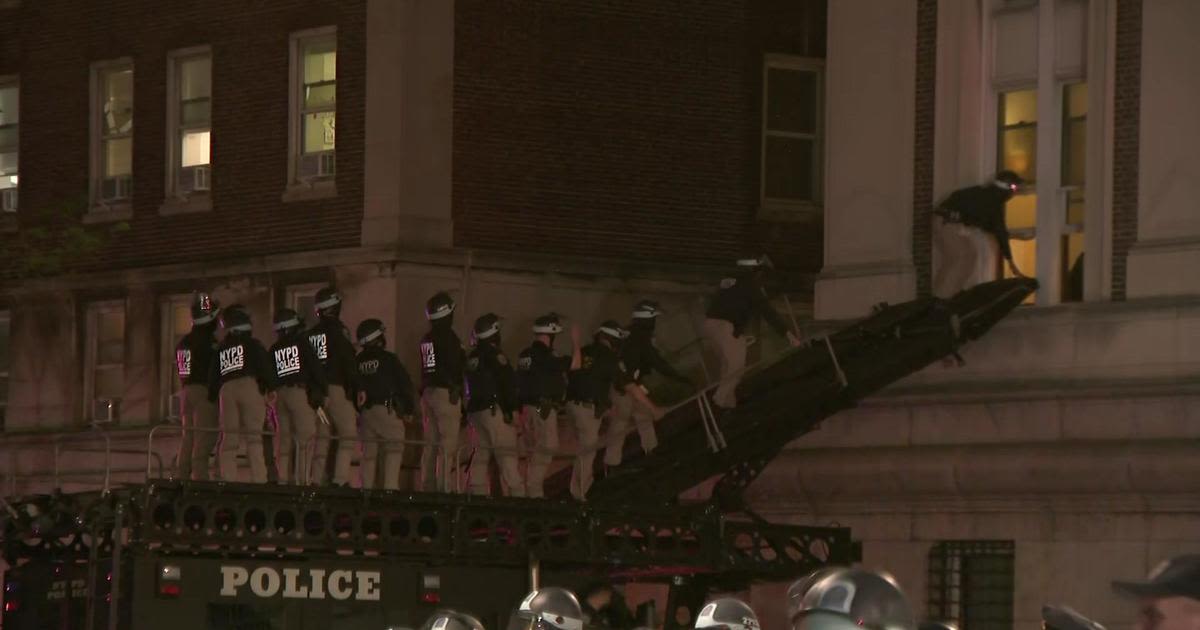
[792,568,915,630]
[514,587,584,630]
[421,609,487,630]
[695,597,760,630]
[1042,605,1105,630]
[788,568,845,626]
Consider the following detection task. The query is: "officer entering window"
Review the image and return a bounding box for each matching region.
[175,292,220,481]
[268,308,327,485]
[207,304,276,483]
[932,170,1029,298]
[354,319,415,491]
[464,313,524,497]
[517,313,581,498]
[703,255,801,410]
[603,300,684,468]
[419,291,466,493]
[566,321,663,500]
[305,287,360,487]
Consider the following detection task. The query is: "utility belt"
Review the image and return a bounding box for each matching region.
[525,399,561,420]
[423,384,462,404]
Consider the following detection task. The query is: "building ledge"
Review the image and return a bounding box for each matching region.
[158,195,212,216]
[281,180,337,203]
[83,203,133,224]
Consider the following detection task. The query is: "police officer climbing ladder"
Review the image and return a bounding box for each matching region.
[305,287,361,487]
[517,313,581,499]
[419,291,467,493]
[174,292,220,481]
[269,307,327,485]
[932,170,1028,299]
[208,304,276,483]
[356,318,416,491]
[464,312,524,497]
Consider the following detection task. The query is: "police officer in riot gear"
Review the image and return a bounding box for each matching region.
[207,304,276,483]
[604,300,683,468]
[695,597,760,630]
[517,313,581,498]
[421,609,487,630]
[269,308,327,484]
[175,293,221,481]
[933,170,1028,299]
[464,313,524,497]
[305,287,360,486]
[790,567,916,630]
[513,587,586,630]
[356,318,416,490]
[787,567,843,627]
[703,254,801,410]
[419,291,467,492]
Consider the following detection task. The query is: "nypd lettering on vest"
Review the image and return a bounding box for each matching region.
[359,358,380,375]
[219,565,381,601]
[275,345,301,378]
[309,333,329,362]
[176,349,192,377]
[219,345,245,376]
[420,341,437,371]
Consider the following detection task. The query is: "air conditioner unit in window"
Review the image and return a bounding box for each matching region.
[101,176,132,202]
[92,398,121,424]
[0,188,15,212]
[298,152,335,180]
[192,166,210,192]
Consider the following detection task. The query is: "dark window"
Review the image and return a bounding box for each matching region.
[927,541,1015,630]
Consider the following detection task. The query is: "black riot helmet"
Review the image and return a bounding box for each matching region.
[532,313,565,337]
[788,567,845,627]
[1041,606,1105,630]
[426,291,456,323]
[357,318,386,347]
[594,320,628,347]
[221,304,253,334]
[995,170,1025,199]
[791,567,915,630]
[273,308,304,336]
[314,286,342,319]
[191,292,221,326]
[473,313,503,346]
[421,609,487,630]
[630,300,661,332]
[695,597,760,630]
[513,587,584,630]
[736,254,774,271]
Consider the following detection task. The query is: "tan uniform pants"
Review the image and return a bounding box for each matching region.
[523,405,559,499]
[703,318,747,409]
[567,402,602,500]
[178,383,218,481]
[420,387,462,492]
[360,405,406,490]
[218,376,267,483]
[274,385,318,484]
[603,388,657,467]
[312,384,358,485]
[932,215,982,299]
[467,408,524,497]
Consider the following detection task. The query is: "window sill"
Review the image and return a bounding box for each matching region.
[158,195,213,216]
[84,203,133,224]
[281,180,337,203]
[0,212,17,233]
[756,202,823,223]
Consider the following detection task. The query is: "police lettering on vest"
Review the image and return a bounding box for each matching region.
[360,358,380,375]
[309,333,329,362]
[219,346,245,375]
[274,345,302,378]
[177,349,192,377]
[219,565,381,601]
[420,341,437,371]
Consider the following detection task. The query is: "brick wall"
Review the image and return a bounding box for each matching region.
[452,0,826,272]
[0,0,365,277]
[1111,0,1141,301]
[912,0,937,298]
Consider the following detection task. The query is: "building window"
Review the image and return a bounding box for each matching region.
[289,28,336,186]
[1060,81,1087,302]
[91,60,134,207]
[161,296,192,420]
[997,89,1037,302]
[0,77,17,213]
[927,541,1015,630]
[0,309,10,431]
[85,301,126,424]
[761,55,823,215]
[287,284,323,325]
[167,49,211,200]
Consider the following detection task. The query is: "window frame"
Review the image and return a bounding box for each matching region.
[88,58,135,216]
[159,295,193,421]
[162,46,213,213]
[284,26,338,201]
[759,54,825,220]
[83,299,127,424]
[927,540,1015,630]
[0,74,18,214]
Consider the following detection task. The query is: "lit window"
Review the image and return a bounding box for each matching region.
[1060,82,1087,303]
[167,50,211,198]
[86,301,126,424]
[997,89,1037,301]
[0,78,17,213]
[290,28,336,185]
[761,55,823,212]
[92,61,134,205]
[161,297,192,420]
[0,309,9,431]
[927,541,1015,630]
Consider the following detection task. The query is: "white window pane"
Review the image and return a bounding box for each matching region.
[764,136,815,201]
[993,8,1038,82]
[304,84,336,109]
[181,99,211,126]
[0,85,16,126]
[303,111,335,153]
[0,127,17,152]
[0,151,16,177]
[103,68,134,134]
[766,68,817,134]
[181,130,210,167]
[104,137,132,176]
[179,56,211,101]
[95,366,124,399]
[303,46,336,85]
